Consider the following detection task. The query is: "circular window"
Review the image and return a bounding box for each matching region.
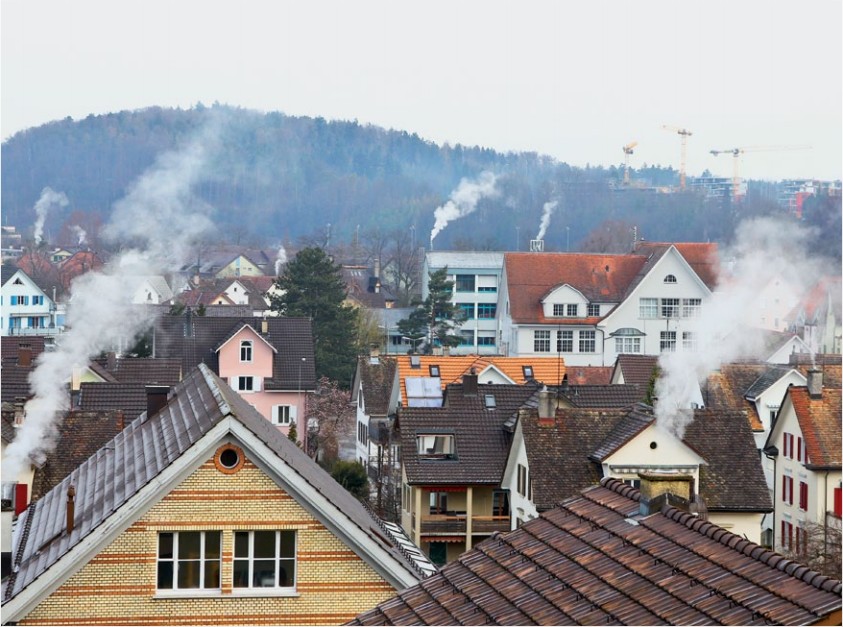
[649,441,658,450]
[214,444,245,474]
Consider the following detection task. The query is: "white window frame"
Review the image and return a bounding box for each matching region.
[157,531,221,593]
[682,298,702,318]
[534,329,551,352]
[579,330,596,353]
[615,336,641,354]
[233,530,297,590]
[417,434,455,457]
[660,331,676,353]
[273,404,296,426]
[240,340,253,362]
[235,376,260,392]
[682,331,697,351]
[639,298,658,319]
[556,330,573,353]
[587,303,600,317]
[661,298,680,319]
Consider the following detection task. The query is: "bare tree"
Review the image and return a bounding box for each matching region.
[780,519,842,579]
[305,376,355,469]
[578,219,637,253]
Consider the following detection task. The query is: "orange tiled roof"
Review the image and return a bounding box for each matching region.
[394,354,566,403]
[634,241,720,290]
[790,386,842,467]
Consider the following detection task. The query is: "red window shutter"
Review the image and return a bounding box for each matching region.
[782,478,787,501]
[782,433,788,457]
[14,483,28,515]
[834,487,842,517]
[797,437,802,462]
[800,482,808,510]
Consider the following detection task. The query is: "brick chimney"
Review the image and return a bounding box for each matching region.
[106,351,117,372]
[638,472,694,516]
[807,369,823,399]
[17,343,32,367]
[145,386,170,419]
[463,369,478,396]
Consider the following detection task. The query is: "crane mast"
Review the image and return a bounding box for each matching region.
[662,125,693,190]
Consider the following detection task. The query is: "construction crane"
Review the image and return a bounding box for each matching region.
[622,141,638,186]
[662,125,693,190]
[709,145,811,198]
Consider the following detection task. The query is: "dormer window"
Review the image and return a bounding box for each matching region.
[664,274,677,284]
[410,355,421,369]
[417,434,455,459]
[240,340,253,362]
[553,304,578,317]
[429,365,440,377]
[522,365,534,380]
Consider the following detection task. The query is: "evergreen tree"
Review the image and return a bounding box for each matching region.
[270,247,359,386]
[396,266,462,354]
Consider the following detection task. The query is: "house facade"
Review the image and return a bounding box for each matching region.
[765,371,842,556]
[1,365,432,626]
[1,268,58,337]
[498,243,717,366]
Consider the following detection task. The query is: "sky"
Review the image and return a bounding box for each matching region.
[2,0,841,181]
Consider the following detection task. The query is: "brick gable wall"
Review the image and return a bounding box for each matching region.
[21,455,395,625]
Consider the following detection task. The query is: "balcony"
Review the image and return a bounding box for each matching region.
[416,514,509,535]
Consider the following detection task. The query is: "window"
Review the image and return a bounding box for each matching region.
[477,275,497,292]
[522,365,534,379]
[664,274,677,284]
[781,520,793,550]
[27,317,43,329]
[273,405,296,426]
[157,531,221,591]
[32,295,44,306]
[240,340,253,362]
[477,303,497,319]
[682,298,701,318]
[484,394,496,409]
[429,492,448,514]
[429,365,440,377]
[579,330,595,353]
[477,334,496,347]
[236,376,255,392]
[552,304,578,317]
[799,481,808,511]
[782,475,794,505]
[660,331,676,353]
[552,304,565,317]
[566,304,578,317]
[587,304,600,317]
[233,531,296,589]
[661,298,680,318]
[682,331,697,351]
[459,331,474,346]
[557,330,573,353]
[615,337,641,354]
[783,432,795,459]
[534,330,551,352]
[357,421,368,444]
[455,275,475,292]
[417,434,455,458]
[517,464,530,497]
[639,298,658,318]
[458,303,475,320]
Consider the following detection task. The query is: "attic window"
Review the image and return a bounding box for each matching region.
[410,355,421,369]
[417,434,455,459]
[664,274,677,284]
[484,394,497,409]
[214,444,245,474]
[13,278,23,285]
[522,365,534,379]
[429,365,440,377]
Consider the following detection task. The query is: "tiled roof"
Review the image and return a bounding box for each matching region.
[704,364,767,431]
[78,382,149,419]
[400,382,541,485]
[1,336,46,361]
[560,384,644,408]
[794,362,842,388]
[14,254,61,293]
[612,354,659,387]
[589,404,655,460]
[634,241,720,290]
[153,314,316,391]
[31,409,128,500]
[394,355,566,403]
[565,365,612,385]
[1,412,16,444]
[357,356,398,416]
[790,386,842,468]
[58,251,105,291]
[348,478,840,626]
[3,364,426,604]
[504,252,647,324]
[0,360,33,403]
[95,357,182,385]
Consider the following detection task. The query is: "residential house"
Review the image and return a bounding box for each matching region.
[610,353,659,386]
[399,375,541,563]
[1,267,58,336]
[498,243,718,366]
[343,262,396,311]
[503,392,771,543]
[422,251,505,354]
[215,253,267,278]
[1,364,434,625]
[152,313,316,436]
[128,275,174,305]
[787,275,843,355]
[756,328,814,364]
[764,371,841,557]
[373,306,417,355]
[350,477,842,626]
[57,250,104,293]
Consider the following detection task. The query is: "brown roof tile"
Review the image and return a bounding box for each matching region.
[565,365,612,385]
[348,478,840,626]
[1,337,46,362]
[790,386,842,468]
[560,384,644,408]
[704,364,769,431]
[357,356,399,417]
[612,354,659,387]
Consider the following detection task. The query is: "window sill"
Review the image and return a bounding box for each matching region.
[229,589,300,598]
[155,589,300,599]
[154,590,224,599]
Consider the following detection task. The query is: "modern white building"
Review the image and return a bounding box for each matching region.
[1,267,59,337]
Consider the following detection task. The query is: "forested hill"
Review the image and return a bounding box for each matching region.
[1,104,835,255]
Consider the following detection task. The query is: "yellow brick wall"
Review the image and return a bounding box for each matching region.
[21,456,398,626]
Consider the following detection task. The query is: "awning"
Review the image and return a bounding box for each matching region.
[608,327,646,337]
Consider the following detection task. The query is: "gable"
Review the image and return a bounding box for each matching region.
[476,364,516,385]
[603,423,706,470]
[542,283,589,306]
[216,324,277,356]
[18,448,399,626]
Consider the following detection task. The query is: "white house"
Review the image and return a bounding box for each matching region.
[128,275,174,305]
[1,267,58,337]
[764,371,841,555]
[498,243,717,366]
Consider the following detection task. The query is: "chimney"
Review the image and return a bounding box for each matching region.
[443,346,450,357]
[463,369,478,396]
[807,369,823,398]
[638,472,693,516]
[71,366,82,392]
[106,351,117,371]
[146,386,170,419]
[18,343,32,367]
[537,386,557,426]
[261,319,269,335]
[13,399,26,426]
[374,258,381,280]
[184,307,194,338]
[66,485,76,534]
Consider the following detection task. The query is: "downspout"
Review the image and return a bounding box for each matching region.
[763,445,778,549]
[824,470,829,560]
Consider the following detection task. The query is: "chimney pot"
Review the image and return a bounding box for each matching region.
[66,485,76,534]
[146,386,170,419]
[807,369,823,398]
[638,472,694,516]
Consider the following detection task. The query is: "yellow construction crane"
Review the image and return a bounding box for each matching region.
[709,145,811,198]
[622,141,638,186]
[662,125,693,190]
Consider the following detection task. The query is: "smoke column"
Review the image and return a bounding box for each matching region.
[2,113,225,480]
[32,188,69,245]
[654,217,825,438]
[275,245,287,276]
[429,171,499,246]
[72,225,87,247]
[535,200,557,241]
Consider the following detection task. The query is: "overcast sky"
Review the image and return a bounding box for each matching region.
[2,0,841,181]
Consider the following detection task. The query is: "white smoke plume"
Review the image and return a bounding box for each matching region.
[32,187,69,245]
[2,114,226,480]
[536,200,558,241]
[654,216,825,438]
[275,245,287,276]
[72,225,87,247]
[429,171,499,245]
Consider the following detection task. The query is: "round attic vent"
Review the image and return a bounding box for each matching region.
[650,441,658,450]
[214,444,245,474]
